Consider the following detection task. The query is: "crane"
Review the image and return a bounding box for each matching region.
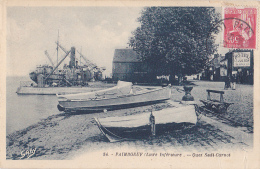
[76,50,100,71]
[55,42,106,74]
[55,41,69,55]
[45,50,71,80]
[44,50,55,67]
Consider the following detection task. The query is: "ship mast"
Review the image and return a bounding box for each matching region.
[56,30,59,66]
[80,46,82,67]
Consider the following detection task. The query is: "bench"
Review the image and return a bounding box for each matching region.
[200,89,233,113]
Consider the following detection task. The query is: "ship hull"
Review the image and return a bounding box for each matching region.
[16,86,103,95]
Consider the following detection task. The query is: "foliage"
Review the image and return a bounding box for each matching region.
[129,7,221,79]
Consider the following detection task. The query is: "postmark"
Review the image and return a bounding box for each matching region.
[223,7,257,49]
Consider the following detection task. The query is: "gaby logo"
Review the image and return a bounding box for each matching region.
[20,148,37,159]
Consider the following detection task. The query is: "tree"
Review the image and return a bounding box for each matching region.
[128,7,221,84]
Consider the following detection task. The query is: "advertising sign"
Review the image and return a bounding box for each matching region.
[233,52,250,67]
[233,52,251,67]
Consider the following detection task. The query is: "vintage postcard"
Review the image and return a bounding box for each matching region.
[0,0,259,168]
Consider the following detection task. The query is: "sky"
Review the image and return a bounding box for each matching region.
[7,7,227,77]
[7,7,143,77]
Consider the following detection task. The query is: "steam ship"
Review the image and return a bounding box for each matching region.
[17,40,109,95]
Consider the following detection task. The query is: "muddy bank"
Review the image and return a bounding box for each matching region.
[6,102,171,160]
[6,100,252,160]
[6,82,253,160]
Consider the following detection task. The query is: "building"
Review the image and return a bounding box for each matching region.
[201,54,225,81]
[221,49,253,84]
[211,54,225,81]
[112,49,153,83]
[201,50,253,85]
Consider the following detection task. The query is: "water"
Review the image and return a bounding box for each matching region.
[6,76,61,135]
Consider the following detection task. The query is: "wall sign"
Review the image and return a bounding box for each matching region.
[233,52,251,67]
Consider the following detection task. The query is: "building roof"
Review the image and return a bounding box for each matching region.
[210,54,226,68]
[113,49,142,62]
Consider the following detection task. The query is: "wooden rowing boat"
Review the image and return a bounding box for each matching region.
[95,105,197,142]
[57,81,171,112]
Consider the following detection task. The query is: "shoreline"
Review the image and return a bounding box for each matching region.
[6,102,171,160]
[6,100,253,160]
[6,81,254,160]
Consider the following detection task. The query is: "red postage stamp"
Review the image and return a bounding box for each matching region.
[224,7,257,49]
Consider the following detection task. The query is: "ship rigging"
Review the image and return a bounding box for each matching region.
[29,41,106,88]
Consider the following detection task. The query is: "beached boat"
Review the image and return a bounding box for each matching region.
[95,104,198,142]
[57,81,171,112]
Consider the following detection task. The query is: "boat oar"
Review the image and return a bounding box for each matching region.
[149,110,156,136]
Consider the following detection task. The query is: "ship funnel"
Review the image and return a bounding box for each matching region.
[69,47,76,68]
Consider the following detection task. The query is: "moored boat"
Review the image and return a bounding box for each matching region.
[57,81,171,112]
[17,34,107,95]
[95,104,198,142]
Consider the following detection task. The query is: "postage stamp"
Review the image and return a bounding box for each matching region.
[223,7,257,49]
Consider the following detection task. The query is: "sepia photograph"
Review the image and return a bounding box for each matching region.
[1,1,259,168]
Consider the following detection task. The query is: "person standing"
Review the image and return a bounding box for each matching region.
[231,74,236,90]
[224,76,231,89]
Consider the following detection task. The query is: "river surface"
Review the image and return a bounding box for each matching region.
[6,76,61,135]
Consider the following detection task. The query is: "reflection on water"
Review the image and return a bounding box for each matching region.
[6,76,61,135]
